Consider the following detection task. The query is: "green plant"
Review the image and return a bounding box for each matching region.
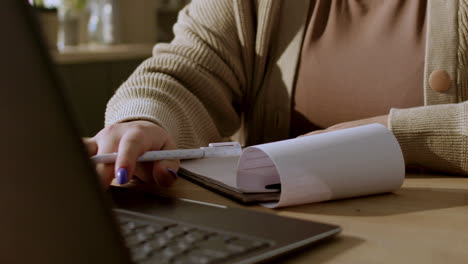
[61,0,88,12]
[30,0,57,11]
[31,0,45,7]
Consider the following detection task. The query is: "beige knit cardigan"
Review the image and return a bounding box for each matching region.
[106,0,468,175]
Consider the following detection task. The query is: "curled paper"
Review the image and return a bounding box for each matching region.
[237,124,405,208]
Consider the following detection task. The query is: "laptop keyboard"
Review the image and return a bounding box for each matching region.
[117,212,271,264]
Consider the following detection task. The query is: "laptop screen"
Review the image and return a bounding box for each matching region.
[0,1,130,263]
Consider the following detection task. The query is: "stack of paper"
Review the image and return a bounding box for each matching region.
[180,124,405,208]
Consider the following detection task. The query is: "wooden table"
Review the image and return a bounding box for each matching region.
[148,172,468,263]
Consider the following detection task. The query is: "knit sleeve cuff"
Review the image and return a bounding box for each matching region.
[105,98,181,147]
[388,103,467,174]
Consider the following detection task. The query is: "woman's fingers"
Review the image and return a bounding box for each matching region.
[94,128,122,187]
[82,137,98,156]
[153,160,179,187]
[90,120,180,188]
[82,137,113,186]
[133,162,156,184]
[96,163,115,186]
[152,139,180,187]
[114,130,149,184]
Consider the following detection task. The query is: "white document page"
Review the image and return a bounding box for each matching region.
[181,156,239,187]
[237,124,405,208]
[181,124,404,208]
[180,156,278,193]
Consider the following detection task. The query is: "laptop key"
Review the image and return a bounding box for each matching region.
[170,238,193,252]
[136,224,165,237]
[221,234,236,242]
[117,215,175,229]
[173,255,216,264]
[165,226,189,239]
[147,237,172,249]
[172,258,202,264]
[141,256,171,264]
[125,233,149,247]
[125,221,147,230]
[145,251,175,264]
[120,225,134,236]
[130,245,152,262]
[116,213,273,263]
[139,243,154,254]
[162,244,186,259]
[118,218,129,224]
[183,230,211,244]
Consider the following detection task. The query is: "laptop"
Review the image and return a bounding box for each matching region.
[0,1,341,263]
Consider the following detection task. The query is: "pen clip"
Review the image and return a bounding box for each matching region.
[202,142,242,158]
[208,142,241,148]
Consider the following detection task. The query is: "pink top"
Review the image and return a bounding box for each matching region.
[291,0,426,137]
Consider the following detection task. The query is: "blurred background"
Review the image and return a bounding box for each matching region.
[29,0,190,137]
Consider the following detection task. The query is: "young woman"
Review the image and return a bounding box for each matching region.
[86,1,468,186]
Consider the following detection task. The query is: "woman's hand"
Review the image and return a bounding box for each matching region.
[299,115,388,137]
[82,120,179,187]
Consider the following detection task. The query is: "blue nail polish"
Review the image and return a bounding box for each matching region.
[116,168,128,185]
[167,168,178,180]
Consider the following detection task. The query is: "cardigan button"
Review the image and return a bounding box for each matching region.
[429,70,451,92]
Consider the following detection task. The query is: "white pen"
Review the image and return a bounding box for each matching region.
[90,142,242,164]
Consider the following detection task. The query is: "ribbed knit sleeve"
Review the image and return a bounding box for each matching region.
[389,101,468,175]
[105,1,247,148]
